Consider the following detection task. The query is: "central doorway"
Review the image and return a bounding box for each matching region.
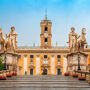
[57,69,62,75]
[30,69,33,75]
[42,68,47,75]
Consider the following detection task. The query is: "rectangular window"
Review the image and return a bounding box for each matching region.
[18,55,21,59]
[30,55,34,58]
[57,55,61,58]
[44,55,47,58]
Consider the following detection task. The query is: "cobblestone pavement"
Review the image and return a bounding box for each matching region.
[0,75,90,90]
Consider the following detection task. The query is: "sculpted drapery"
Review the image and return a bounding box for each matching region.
[6,27,17,52]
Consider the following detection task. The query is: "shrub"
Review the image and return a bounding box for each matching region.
[64,72,70,76]
[0,56,4,71]
[72,74,78,77]
[78,77,86,80]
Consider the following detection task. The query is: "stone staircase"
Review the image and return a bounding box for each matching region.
[0,75,90,89]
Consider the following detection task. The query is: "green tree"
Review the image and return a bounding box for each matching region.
[0,56,4,71]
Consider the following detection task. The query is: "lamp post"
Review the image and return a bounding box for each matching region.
[78,53,81,71]
[4,51,7,70]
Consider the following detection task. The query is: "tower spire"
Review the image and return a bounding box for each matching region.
[45,8,47,20]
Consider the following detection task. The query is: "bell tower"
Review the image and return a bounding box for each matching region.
[40,14,52,48]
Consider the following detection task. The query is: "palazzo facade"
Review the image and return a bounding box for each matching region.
[17,47,69,75]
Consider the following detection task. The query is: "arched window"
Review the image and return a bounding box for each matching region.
[45,38,48,45]
[45,27,48,33]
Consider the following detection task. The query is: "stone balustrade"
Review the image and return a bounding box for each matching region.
[64,70,90,84]
[73,70,90,84]
[73,71,90,80]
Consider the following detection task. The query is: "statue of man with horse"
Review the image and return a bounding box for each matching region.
[0,27,17,52]
[68,27,87,53]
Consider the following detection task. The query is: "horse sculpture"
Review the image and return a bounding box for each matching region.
[0,28,6,51]
[77,28,87,52]
[0,28,10,51]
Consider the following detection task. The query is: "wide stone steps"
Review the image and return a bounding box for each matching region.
[0,75,90,88]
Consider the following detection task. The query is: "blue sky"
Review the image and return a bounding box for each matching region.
[0,0,90,46]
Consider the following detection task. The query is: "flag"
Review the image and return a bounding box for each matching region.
[56,42,58,47]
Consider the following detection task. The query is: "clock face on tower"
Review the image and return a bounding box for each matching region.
[44,33,48,37]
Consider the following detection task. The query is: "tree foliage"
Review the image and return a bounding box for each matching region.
[0,56,4,71]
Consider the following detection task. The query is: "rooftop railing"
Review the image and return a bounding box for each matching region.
[17,46,69,50]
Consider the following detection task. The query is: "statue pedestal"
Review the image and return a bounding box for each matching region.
[67,52,88,74]
[0,51,18,72]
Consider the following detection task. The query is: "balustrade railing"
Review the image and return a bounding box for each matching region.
[73,70,90,83]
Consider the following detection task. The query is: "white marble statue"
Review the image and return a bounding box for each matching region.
[6,27,17,52]
[68,27,87,53]
[67,27,80,53]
